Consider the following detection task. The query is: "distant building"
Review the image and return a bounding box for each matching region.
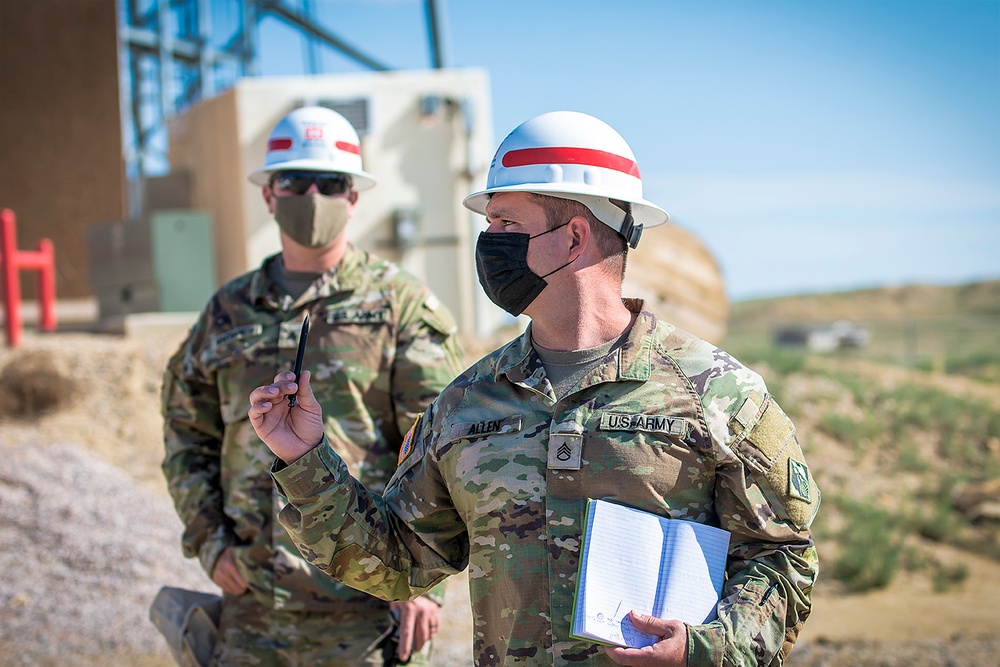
[774,320,870,352]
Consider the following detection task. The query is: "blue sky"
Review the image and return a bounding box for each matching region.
[255,0,1000,301]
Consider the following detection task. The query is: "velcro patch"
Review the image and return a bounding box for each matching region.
[278,320,303,348]
[547,432,583,470]
[734,395,760,429]
[211,324,263,348]
[733,396,820,530]
[445,416,522,441]
[326,308,390,325]
[599,412,689,437]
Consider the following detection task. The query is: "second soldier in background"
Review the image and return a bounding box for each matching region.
[161,105,464,665]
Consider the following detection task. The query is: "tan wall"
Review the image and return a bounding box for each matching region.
[167,90,248,284]
[0,0,125,299]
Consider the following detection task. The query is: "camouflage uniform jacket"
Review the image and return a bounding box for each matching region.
[272,299,820,664]
[161,246,463,612]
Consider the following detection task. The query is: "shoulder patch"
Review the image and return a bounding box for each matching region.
[398,413,423,466]
[731,395,820,529]
[421,294,458,336]
[788,458,812,502]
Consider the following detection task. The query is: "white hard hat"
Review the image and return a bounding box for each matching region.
[463,111,669,248]
[247,106,377,190]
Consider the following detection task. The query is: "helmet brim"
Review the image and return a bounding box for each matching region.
[463,185,669,228]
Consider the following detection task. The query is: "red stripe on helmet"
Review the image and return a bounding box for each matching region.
[501,147,640,178]
[268,138,293,151]
[336,141,361,155]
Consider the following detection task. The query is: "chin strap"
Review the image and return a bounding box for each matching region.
[543,194,645,249]
[620,211,643,249]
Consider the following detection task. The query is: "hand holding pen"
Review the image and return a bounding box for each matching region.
[248,311,323,463]
[288,312,310,408]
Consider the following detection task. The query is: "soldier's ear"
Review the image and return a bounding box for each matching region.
[567,215,590,260]
[262,185,276,214]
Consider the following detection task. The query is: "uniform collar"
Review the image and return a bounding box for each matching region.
[249,245,367,310]
[493,298,655,386]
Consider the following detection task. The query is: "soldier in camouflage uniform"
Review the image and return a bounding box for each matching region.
[248,111,820,666]
[161,106,464,666]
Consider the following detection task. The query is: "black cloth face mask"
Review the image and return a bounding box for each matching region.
[475,222,574,316]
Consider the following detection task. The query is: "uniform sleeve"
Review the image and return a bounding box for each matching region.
[272,409,467,603]
[386,285,463,607]
[160,311,232,578]
[391,289,464,436]
[688,391,820,667]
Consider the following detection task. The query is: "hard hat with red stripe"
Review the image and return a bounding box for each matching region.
[463,111,669,248]
[247,106,376,190]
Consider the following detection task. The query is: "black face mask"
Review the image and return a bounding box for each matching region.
[475,222,574,316]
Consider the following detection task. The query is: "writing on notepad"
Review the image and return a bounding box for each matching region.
[570,499,731,648]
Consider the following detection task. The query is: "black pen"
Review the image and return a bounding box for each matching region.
[288,312,310,407]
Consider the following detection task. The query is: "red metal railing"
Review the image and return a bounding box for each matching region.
[1,209,56,347]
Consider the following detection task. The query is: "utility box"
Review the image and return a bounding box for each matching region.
[87,210,215,318]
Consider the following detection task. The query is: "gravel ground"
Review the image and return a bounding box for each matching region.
[0,440,215,666]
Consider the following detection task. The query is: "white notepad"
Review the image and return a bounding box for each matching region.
[570,499,731,648]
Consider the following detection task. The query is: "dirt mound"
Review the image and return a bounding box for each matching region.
[625,222,729,345]
[0,350,78,418]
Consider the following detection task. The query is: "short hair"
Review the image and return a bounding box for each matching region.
[529,194,628,280]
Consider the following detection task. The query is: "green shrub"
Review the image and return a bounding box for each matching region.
[910,492,961,543]
[896,442,929,472]
[945,350,1000,381]
[931,561,969,592]
[736,347,808,378]
[830,498,905,592]
[875,383,999,472]
[811,368,872,405]
[816,412,884,455]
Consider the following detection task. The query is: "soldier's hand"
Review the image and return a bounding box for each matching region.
[211,547,248,596]
[248,370,324,463]
[390,597,441,662]
[604,612,688,666]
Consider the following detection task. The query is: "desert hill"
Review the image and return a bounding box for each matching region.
[730,279,1000,325]
[720,280,1000,660]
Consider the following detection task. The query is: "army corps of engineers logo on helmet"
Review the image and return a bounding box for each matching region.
[247,106,376,190]
[303,125,324,146]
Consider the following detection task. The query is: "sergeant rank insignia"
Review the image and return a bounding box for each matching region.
[547,432,583,470]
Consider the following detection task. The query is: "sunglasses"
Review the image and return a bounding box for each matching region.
[271,171,353,196]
